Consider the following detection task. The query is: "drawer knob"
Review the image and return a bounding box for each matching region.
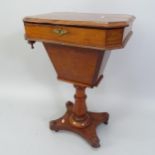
[53,29,68,36]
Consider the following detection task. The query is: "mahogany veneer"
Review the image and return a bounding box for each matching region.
[23,12,135,148]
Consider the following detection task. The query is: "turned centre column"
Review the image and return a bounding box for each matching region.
[69,85,91,128]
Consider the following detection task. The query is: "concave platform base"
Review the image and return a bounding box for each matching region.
[50,101,109,148]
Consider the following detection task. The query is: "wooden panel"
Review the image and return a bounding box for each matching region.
[25,23,106,48]
[43,43,105,87]
[98,51,111,79]
[106,28,124,49]
[24,12,135,29]
[24,12,135,50]
[24,23,129,50]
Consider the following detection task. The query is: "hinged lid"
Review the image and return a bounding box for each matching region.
[24,12,135,29]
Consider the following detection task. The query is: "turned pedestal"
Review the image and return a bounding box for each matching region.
[23,12,135,148]
[50,85,109,147]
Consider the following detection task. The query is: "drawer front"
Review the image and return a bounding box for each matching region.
[24,23,106,48]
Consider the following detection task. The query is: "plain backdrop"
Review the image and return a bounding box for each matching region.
[0,0,155,155]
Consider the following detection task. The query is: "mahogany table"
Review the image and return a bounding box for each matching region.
[23,12,135,148]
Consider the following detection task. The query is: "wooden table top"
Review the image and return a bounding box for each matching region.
[24,12,135,29]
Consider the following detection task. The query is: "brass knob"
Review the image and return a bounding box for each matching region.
[53,29,68,36]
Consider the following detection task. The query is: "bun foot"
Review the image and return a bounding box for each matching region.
[89,135,100,148]
[50,121,59,132]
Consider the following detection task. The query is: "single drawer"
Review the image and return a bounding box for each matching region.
[24,23,107,49]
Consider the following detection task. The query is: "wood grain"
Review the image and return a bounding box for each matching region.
[43,43,105,87]
[23,12,135,148]
[25,23,106,49]
[24,12,135,29]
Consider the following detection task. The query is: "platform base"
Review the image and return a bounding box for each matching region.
[50,101,109,148]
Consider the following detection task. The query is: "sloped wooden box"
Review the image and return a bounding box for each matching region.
[43,43,110,87]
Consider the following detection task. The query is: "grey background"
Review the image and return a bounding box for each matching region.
[0,0,155,154]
